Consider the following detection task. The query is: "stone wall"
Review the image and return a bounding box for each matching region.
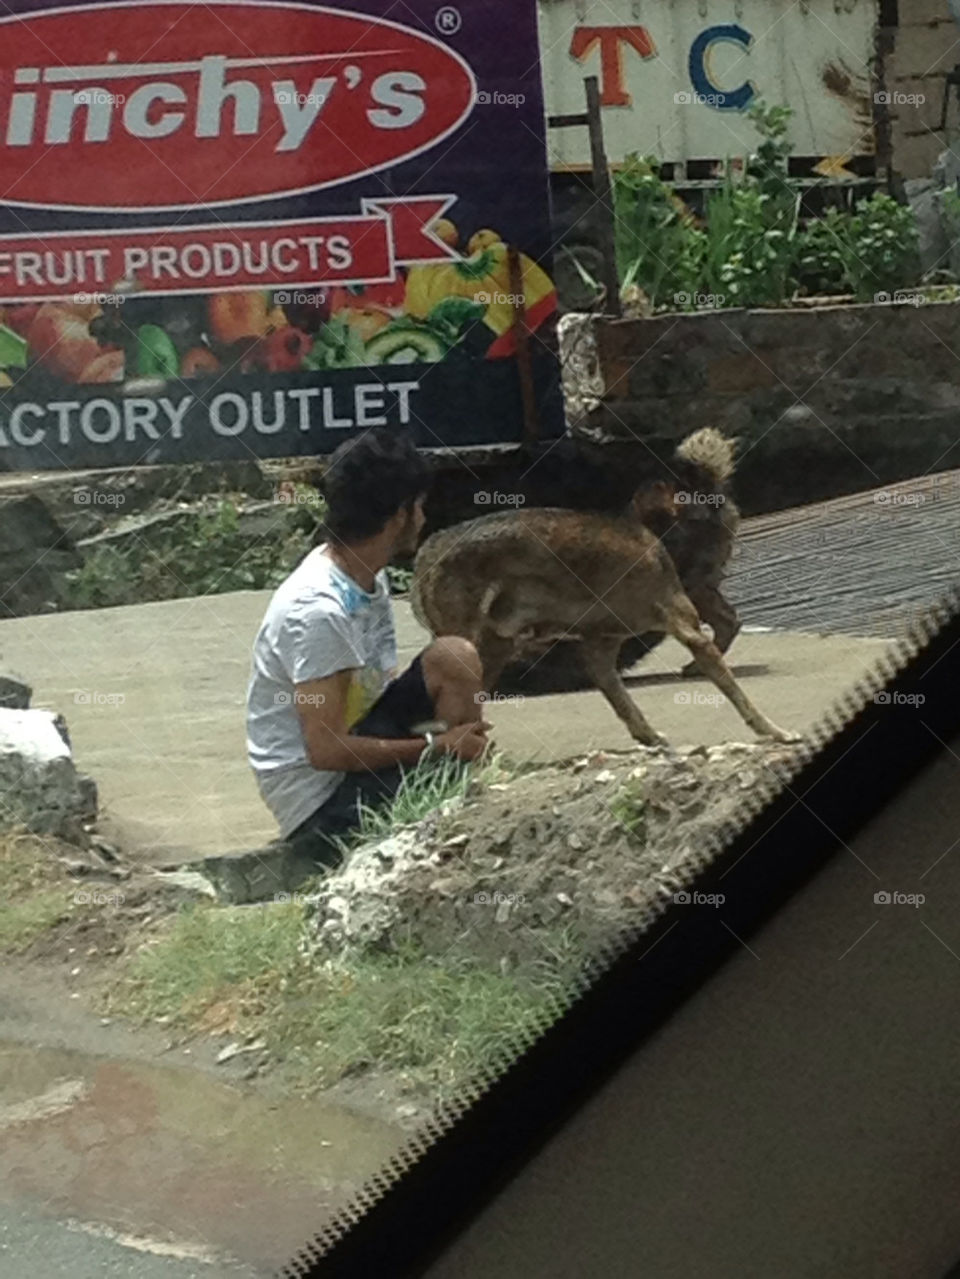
[584,300,960,513]
[887,0,956,182]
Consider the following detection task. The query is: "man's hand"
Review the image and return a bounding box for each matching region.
[436,720,492,762]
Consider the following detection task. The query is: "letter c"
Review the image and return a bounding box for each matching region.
[688,24,755,111]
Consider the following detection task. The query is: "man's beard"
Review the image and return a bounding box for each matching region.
[395,512,420,556]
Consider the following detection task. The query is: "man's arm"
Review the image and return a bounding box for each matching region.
[295,671,490,771]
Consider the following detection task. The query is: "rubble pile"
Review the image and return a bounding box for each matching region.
[305,741,806,971]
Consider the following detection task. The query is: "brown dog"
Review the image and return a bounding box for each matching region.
[494,428,741,693]
[412,500,792,747]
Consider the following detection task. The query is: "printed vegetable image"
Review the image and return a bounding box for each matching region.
[27,302,108,381]
[364,320,448,364]
[304,316,368,370]
[180,346,221,378]
[79,349,125,383]
[404,221,557,355]
[208,291,271,344]
[136,324,180,378]
[252,326,312,373]
[0,324,28,371]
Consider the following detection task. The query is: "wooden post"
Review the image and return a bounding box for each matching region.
[585,75,622,318]
[508,244,540,447]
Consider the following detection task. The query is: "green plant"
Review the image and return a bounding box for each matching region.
[612,154,705,309]
[824,192,921,302]
[793,209,851,297]
[64,495,324,609]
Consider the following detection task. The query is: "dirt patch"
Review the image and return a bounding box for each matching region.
[307,740,808,971]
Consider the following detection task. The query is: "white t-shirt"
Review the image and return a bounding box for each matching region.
[246,546,398,837]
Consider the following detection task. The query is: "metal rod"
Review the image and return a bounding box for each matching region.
[584,75,622,319]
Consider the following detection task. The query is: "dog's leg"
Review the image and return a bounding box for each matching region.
[681,582,742,677]
[475,629,520,695]
[578,636,668,747]
[664,595,797,743]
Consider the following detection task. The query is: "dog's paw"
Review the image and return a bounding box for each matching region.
[763,727,804,745]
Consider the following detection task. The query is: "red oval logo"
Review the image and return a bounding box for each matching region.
[0,1,476,210]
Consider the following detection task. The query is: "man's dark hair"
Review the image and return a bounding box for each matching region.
[321,429,431,543]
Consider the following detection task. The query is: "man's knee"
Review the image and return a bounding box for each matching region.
[423,635,483,682]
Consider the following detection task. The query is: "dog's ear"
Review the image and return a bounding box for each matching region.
[631,480,678,523]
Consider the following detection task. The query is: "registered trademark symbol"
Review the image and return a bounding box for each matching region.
[435,6,461,34]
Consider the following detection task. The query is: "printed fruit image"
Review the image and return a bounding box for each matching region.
[252,326,312,373]
[338,307,392,344]
[27,302,104,381]
[404,221,557,355]
[136,324,179,377]
[79,349,125,383]
[208,291,271,344]
[4,304,41,338]
[181,345,221,378]
[364,321,448,364]
[328,281,406,315]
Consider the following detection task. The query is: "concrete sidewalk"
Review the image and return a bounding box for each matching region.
[0,593,891,863]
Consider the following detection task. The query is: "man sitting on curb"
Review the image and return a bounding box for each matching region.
[246,428,491,869]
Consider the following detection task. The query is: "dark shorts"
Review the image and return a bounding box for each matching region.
[286,653,438,868]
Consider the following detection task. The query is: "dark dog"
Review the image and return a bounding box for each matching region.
[411,494,788,747]
[493,428,741,693]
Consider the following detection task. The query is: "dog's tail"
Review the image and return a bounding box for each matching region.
[675,428,737,486]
